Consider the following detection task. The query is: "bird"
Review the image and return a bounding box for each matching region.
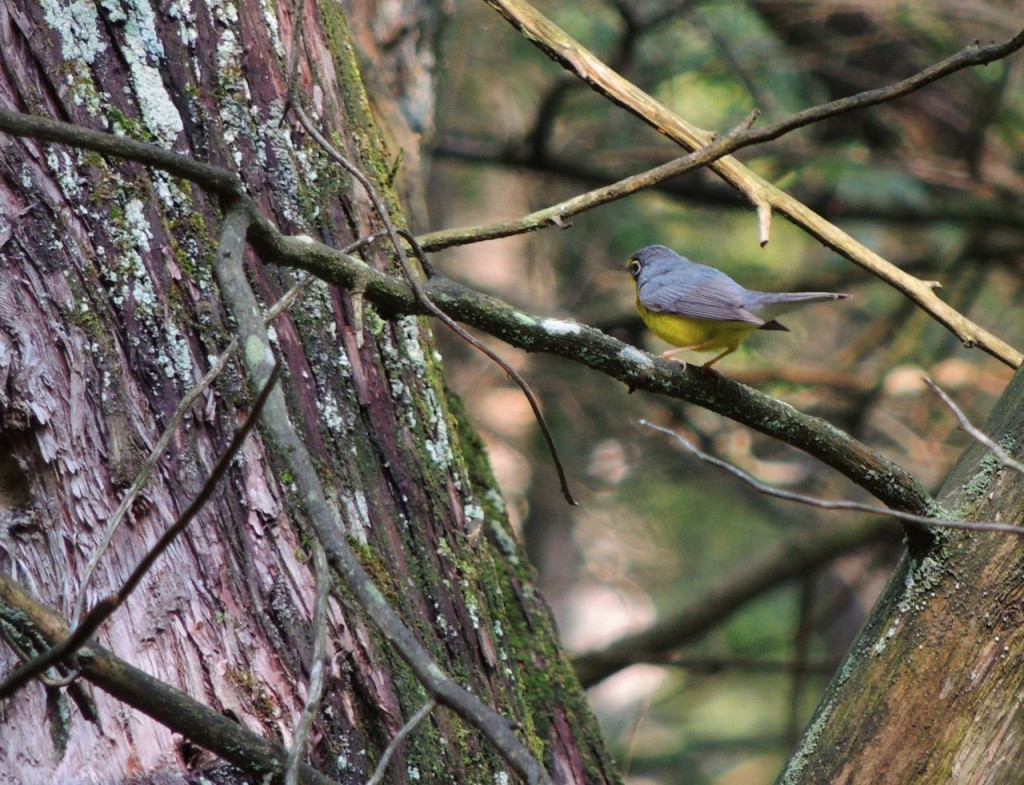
[627,245,849,368]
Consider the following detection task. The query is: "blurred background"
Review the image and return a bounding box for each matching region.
[415,1,1021,782]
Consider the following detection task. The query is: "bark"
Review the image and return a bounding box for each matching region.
[0,3,615,784]
[779,367,1024,784]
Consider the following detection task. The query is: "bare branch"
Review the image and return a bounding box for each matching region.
[365,699,438,785]
[924,377,1024,474]
[0,104,933,516]
[0,573,342,785]
[0,107,241,197]
[641,419,1024,535]
[284,543,332,785]
[246,220,933,515]
[418,109,760,251]
[214,205,553,785]
[288,101,576,505]
[480,0,1024,367]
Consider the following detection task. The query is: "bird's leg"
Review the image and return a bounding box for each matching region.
[702,346,737,369]
[661,342,712,360]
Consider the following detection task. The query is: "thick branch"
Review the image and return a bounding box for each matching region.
[249,220,933,515]
[216,207,551,785]
[0,106,933,513]
[0,107,242,197]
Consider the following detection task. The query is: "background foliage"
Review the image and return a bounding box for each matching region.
[421,1,1022,781]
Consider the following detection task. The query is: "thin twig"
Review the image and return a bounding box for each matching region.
[400,229,577,505]
[0,365,280,700]
[245,223,933,515]
[365,699,438,785]
[924,377,1024,474]
[216,204,552,785]
[641,419,1024,535]
[285,543,332,785]
[0,572,343,785]
[0,107,241,197]
[418,110,760,251]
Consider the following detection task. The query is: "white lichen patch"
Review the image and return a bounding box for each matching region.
[263,102,307,224]
[256,0,286,60]
[485,488,506,515]
[375,315,459,474]
[318,392,351,435]
[44,148,83,202]
[212,13,256,169]
[166,1,199,47]
[464,593,480,630]
[873,619,900,655]
[539,317,581,336]
[487,520,519,566]
[341,488,371,544]
[463,500,485,528]
[41,0,104,64]
[160,321,194,380]
[618,344,655,368]
[105,0,184,145]
[123,199,152,252]
[511,310,537,326]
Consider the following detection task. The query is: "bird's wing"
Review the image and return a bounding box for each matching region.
[639,270,764,325]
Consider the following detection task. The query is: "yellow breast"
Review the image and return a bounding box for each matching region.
[636,298,758,353]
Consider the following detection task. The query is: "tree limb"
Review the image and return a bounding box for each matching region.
[214,205,552,785]
[248,220,934,515]
[0,106,934,513]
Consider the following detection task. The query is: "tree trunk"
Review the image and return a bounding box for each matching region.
[779,367,1024,784]
[0,3,615,783]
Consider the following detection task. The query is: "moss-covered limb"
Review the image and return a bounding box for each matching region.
[0,101,931,514]
[0,573,339,785]
[0,107,242,197]
[247,218,932,515]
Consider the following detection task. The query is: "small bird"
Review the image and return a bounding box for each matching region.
[628,245,849,368]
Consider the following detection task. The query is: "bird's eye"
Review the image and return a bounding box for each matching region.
[628,259,641,277]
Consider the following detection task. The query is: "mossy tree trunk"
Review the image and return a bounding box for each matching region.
[0,2,615,783]
[779,368,1024,784]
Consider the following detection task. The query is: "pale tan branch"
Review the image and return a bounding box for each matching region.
[482,0,1024,367]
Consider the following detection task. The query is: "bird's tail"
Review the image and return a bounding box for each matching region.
[749,291,849,322]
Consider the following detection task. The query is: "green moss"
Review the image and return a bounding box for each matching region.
[226,668,278,724]
[958,451,1002,506]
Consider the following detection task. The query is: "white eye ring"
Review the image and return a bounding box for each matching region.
[628,259,641,277]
